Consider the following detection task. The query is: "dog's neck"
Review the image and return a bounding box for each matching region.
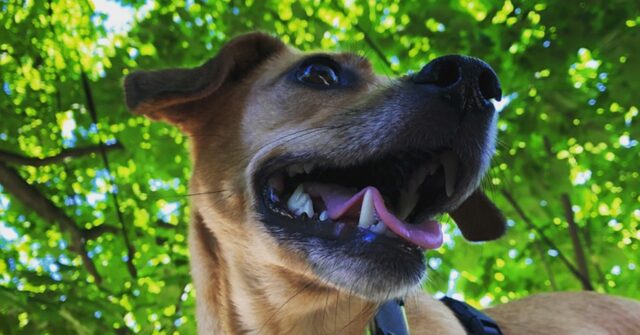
[189,213,377,334]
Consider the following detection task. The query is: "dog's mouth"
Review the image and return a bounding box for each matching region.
[256,149,463,250]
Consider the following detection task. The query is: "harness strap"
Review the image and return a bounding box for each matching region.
[372,297,503,335]
[373,299,410,335]
[440,296,503,335]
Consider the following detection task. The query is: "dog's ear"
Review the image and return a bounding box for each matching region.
[449,190,506,242]
[123,32,285,129]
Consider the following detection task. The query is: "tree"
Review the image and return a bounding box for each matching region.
[0,0,638,333]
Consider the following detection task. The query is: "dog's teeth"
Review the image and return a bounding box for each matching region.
[396,165,428,220]
[319,210,329,221]
[301,197,314,218]
[415,165,429,186]
[397,191,419,220]
[358,189,376,228]
[440,151,459,197]
[287,164,304,177]
[370,221,387,234]
[407,165,429,194]
[287,184,314,217]
[303,163,314,174]
[427,162,439,175]
[288,184,304,203]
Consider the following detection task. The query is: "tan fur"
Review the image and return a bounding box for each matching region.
[125,33,640,334]
[404,292,640,335]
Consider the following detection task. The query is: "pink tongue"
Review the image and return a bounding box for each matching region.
[305,183,443,249]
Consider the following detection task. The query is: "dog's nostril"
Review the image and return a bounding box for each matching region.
[478,69,502,101]
[413,55,502,111]
[413,59,461,88]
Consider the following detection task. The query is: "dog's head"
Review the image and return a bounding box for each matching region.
[125,32,505,300]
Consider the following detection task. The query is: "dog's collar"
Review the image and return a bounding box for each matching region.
[372,299,410,335]
[372,297,503,335]
[439,296,503,335]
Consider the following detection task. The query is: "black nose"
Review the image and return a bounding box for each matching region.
[412,55,502,107]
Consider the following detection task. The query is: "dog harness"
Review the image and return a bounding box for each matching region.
[373,297,503,335]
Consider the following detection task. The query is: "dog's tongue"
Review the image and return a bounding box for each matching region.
[305,183,443,249]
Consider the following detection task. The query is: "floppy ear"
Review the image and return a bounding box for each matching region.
[449,189,506,242]
[123,32,285,130]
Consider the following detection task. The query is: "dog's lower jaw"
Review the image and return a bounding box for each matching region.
[189,211,378,334]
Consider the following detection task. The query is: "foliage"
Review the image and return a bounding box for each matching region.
[0,0,638,333]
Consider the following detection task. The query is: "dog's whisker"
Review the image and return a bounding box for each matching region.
[257,264,343,335]
[232,124,351,160]
[159,190,232,199]
[176,127,338,181]
[257,263,314,332]
[333,286,340,332]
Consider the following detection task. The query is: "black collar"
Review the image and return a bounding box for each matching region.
[372,299,410,335]
[439,296,503,335]
[373,297,503,335]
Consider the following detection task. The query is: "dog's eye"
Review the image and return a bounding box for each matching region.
[296,60,340,88]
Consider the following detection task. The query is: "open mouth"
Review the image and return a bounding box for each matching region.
[256,149,462,250]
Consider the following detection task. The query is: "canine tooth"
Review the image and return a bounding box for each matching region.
[396,166,428,220]
[287,184,314,217]
[408,165,429,194]
[288,184,304,203]
[358,189,376,228]
[397,191,419,220]
[301,197,315,218]
[440,151,459,197]
[370,221,387,234]
[417,165,429,184]
[287,164,304,177]
[319,210,329,221]
[303,163,314,174]
[427,162,439,175]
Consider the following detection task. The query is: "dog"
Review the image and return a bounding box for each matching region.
[124,32,640,334]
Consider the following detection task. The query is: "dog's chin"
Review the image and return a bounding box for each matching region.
[252,149,481,300]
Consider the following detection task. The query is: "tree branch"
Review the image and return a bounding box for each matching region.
[540,135,594,290]
[581,219,608,291]
[0,142,123,166]
[165,282,189,334]
[532,239,558,290]
[501,190,593,289]
[83,225,119,240]
[330,1,395,73]
[0,161,102,284]
[561,193,593,290]
[81,71,137,279]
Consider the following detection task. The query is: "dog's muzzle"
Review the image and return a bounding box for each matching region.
[250,52,504,299]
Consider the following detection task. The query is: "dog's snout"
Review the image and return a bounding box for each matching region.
[412,55,502,106]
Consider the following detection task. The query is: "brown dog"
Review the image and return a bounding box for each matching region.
[124,32,640,334]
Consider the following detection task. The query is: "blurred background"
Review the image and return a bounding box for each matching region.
[0,0,638,333]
